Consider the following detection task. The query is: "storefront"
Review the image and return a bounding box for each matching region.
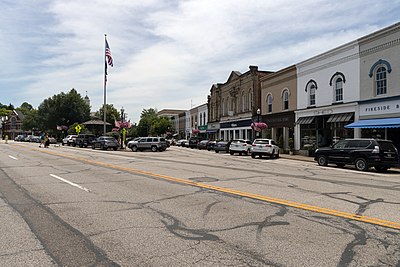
[345,96,400,151]
[220,118,253,141]
[206,122,220,141]
[295,103,356,154]
[261,111,295,150]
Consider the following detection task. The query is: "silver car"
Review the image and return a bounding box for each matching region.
[229,139,253,155]
[128,137,167,152]
[251,138,280,159]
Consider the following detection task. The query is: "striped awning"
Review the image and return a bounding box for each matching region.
[327,113,353,123]
[295,116,315,125]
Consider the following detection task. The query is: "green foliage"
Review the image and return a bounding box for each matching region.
[288,137,294,150]
[21,109,39,131]
[38,88,90,134]
[95,104,120,125]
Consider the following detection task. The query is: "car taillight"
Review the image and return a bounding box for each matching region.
[372,146,379,153]
[265,144,272,147]
[252,144,256,146]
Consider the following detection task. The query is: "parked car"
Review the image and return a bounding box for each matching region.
[314,138,399,172]
[91,136,119,150]
[62,135,77,146]
[251,139,280,158]
[176,139,188,147]
[197,140,210,150]
[207,140,216,151]
[75,134,96,148]
[229,139,253,155]
[49,137,57,144]
[214,141,230,153]
[127,137,167,152]
[14,135,25,141]
[188,137,202,149]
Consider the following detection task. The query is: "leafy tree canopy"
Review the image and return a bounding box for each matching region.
[95,104,121,125]
[37,88,90,134]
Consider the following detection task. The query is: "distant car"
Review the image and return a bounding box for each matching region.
[176,139,188,147]
[14,135,25,141]
[188,137,202,149]
[127,137,167,152]
[214,141,230,153]
[49,137,57,144]
[197,140,210,150]
[251,139,280,159]
[92,136,119,151]
[314,138,399,172]
[229,139,253,155]
[75,134,96,148]
[62,135,77,146]
[207,141,216,151]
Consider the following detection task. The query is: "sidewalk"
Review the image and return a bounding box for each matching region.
[279,153,315,162]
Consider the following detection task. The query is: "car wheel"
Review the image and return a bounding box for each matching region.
[131,146,138,152]
[92,144,95,149]
[72,143,76,147]
[355,158,368,171]
[276,150,280,158]
[62,142,65,146]
[215,150,219,153]
[151,146,157,152]
[113,147,118,151]
[230,151,234,155]
[375,166,388,172]
[251,153,256,158]
[317,155,328,166]
[270,150,275,159]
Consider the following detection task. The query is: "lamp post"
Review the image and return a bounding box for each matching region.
[120,107,125,148]
[256,108,261,137]
[1,116,8,140]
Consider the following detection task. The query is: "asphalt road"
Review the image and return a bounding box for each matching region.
[0,141,399,267]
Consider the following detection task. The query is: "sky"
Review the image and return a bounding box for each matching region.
[1,0,400,123]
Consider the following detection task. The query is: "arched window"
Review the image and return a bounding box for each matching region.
[221,98,225,115]
[376,66,387,95]
[203,112,206,124]
[248,90,253,111]
[242,92,246,112]
[282,89,289,110]
[199,113,203,125]
[305,80,317,107]
[227,97,231,112]
[335,77,343,102]
[267,94,273,113]
[309,84,316,106]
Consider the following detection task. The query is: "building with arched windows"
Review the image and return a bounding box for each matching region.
[345,23,400,151]
[260,65,296,151]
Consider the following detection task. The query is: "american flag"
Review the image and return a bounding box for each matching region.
[105,39,113,67]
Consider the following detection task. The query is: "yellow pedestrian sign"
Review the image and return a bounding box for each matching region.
[75,124,82,134]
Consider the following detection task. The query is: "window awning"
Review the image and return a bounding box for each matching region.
[345,117,400,128]
[327,113,353,123]
[295,116,315,125]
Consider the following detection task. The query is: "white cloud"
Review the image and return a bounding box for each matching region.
[1,0,399,122]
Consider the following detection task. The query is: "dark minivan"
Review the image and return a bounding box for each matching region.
[314,138,399,172]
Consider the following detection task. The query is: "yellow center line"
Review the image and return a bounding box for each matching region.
[18,145,400,230]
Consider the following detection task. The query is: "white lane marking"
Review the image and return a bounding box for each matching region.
[8,155,18,160]
[50,174,91,192]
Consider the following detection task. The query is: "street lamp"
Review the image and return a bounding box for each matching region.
[256,108,261,137]
[120,107,125,149]
[1,116,8,140]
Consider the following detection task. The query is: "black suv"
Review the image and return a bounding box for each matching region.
[188,137,202,149]
[75,134,96,148]
[314,138,399,172]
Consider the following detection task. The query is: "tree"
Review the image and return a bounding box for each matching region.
[21,109,39,132]
[17,102,33,114]
[152,116,173,136]
[95,104,120,125]
[37,88,90,134]
[137,108,158,136]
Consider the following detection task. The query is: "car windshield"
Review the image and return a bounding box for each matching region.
[104,137,115,141]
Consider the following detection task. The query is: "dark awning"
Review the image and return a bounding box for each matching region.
[327,113,353,123]
[295,116,315,125]
[345,118,400,128]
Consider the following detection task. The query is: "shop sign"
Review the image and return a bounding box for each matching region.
[360,98,400,116]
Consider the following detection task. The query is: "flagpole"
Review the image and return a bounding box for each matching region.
[103,34,107,135]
